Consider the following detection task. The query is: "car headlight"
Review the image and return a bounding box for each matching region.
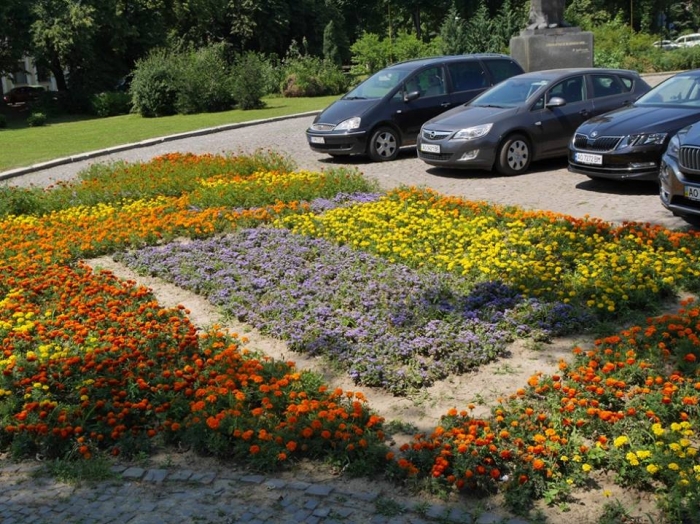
[452,123,493,141]
[665,133,681,159]
[625,133,667,147]
[335,117,361,131]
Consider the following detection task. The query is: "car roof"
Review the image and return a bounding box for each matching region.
[385,54,516,71]
[512,68,640,80]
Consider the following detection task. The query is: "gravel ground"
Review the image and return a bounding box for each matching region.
[1,71,693,231]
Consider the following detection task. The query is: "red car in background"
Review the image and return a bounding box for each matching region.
[3,85,45,105]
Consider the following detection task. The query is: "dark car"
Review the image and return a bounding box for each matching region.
[3,85,45,105]
[416,68,650,175]
[305,54,524,162]
[569,68,700,182]
[659,122,700,226]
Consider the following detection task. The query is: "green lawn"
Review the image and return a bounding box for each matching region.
[0,95,339,172]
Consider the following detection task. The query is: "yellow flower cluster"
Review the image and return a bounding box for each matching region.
[279,192,699,313]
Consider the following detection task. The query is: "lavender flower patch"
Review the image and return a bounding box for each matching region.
[117,228,590,395]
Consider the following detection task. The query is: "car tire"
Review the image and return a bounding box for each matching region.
[496,134,531,175]
[368,127,399,162]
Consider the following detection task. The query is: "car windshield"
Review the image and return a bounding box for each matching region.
[469,77,550,107]
[636,75,700,106]
[343,69,410,99]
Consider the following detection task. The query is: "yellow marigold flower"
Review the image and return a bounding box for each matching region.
[668,463,680,471]
[669,443,681,452]
[614,436,629,448]
[582,464,592,472]
[626,452,639,466]
[647,464,659,474]
[636,450,651,459]
[652,423,664,436]
[603,490,612,498]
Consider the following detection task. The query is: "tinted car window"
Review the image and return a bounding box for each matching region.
[591,74,623,97]
[408,66,446,98]
[619,76,634,92]
[549,76,585,103]
[447,61,487,92]
[471,76,550,108]
[483,58,524,84]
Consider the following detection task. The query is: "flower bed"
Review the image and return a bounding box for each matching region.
[1,151,699,521]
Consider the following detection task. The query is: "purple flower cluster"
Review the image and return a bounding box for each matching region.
[117,229,590,395]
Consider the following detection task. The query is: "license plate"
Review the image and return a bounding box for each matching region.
[574,152,603,165]
[685,185,700,202]
[310,136,325,144]
[420,143,440,153]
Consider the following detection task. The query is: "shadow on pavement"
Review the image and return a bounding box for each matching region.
[575,177,659,196]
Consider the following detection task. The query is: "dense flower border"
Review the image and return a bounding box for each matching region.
[1,152,699,521]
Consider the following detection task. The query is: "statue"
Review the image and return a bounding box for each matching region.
[527,0,569,30]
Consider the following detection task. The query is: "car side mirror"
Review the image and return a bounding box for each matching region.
[404,90,420,102]
[546,96,566,108]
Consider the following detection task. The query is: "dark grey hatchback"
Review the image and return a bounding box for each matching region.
[417,68,650,175]
[305,54,524,162]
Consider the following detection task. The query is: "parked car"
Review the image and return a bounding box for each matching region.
[416,68,650,175]
[674,33,700,48]
[305,54,524,162]
[653,39,681,50]
[3,85,45,105]
[659,122,700,226]
[569,69,700,181]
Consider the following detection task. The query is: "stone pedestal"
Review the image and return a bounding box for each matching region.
[510,27,593,72]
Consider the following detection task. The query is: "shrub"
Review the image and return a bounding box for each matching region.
[90,92,132,117]
[130,49,179,117]
[349,31,442,77]
[230,51,269,110]
[281,54,348,97]
[175,43,235,114]
[26,112,47,127]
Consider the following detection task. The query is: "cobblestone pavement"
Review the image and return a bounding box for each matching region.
[1,459,531,524]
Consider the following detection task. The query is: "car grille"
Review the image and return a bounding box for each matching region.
[421,130,451,140]
[679,146,700,174]
[310,123,335,131]
[573,134,623,152]
[419,152,452,161]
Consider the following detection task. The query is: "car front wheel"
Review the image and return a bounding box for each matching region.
[496,134,531,175]
[368,127,399,161]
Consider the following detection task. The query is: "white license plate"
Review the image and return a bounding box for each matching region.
[574,152,603,165]
[420,143,441,154]
[685,185,700,202]
[310,136,325,144]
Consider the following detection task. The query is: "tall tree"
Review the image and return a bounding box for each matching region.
[30,0,99,92]
[0,0,33,79]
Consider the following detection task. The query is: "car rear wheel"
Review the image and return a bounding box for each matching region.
[368,127,399,161]
[496,134,531,175]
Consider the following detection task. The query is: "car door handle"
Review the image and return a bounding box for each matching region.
[579,109,590,117]
[440,102,451,107]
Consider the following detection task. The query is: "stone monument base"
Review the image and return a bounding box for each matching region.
[510,27,593,72]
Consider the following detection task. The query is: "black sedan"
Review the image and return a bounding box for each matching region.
[416,68,650,175]
[569,68,700,181]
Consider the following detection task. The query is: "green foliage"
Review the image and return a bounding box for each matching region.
[130,49,179,117]
[349,31,441,77]
[90,92,132,117]
[463,1,500,53]
[281,42,349,97]
[565,0,612,30]
[438,5,467,55]
[26,112,47,127]
[231,51,269,110]
[174,43,235,114]
[0,186,44,216]
[323,18,348,66]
